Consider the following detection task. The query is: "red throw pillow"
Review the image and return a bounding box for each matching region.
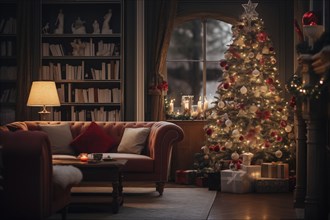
[70,122,114,153]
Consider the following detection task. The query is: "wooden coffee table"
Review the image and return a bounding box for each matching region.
[53,158,127,213]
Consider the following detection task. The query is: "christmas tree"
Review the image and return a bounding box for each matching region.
[194,0,295,173]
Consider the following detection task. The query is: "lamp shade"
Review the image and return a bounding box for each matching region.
[27,81,60,107]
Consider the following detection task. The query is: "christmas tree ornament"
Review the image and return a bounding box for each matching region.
[225,141,233,148]
[257,32,267,42]
[285,125,292,133]
[248,52,255,58]
[302,11,318,26]
[231,151,240,161]
[218,101,225,108]
[225,119,233,127]
[252,69,260,76]
[232,129,240,137]
[262,46,270,54]
[241,0,258,22]
[249,104,258,113]
[240,86,248,94]
[260,86,268,93]
[275,150,283,158]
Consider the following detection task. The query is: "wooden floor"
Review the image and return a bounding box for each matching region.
[208,192,304,220]
[75,181,306,219]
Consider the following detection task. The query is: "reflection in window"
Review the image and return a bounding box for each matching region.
[166,19,232,119]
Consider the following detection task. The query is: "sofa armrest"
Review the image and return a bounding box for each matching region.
[147,121,184,181]
[0,130,53,219]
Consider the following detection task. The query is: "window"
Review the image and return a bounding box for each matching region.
[166,19,232,118]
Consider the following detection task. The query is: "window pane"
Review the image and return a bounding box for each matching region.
[167,61,203,108]
[206,20,232,61]
[206,61,223,104]
[167,20,202,60]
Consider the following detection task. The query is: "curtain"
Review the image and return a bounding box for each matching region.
[16,0,40,121]
[146,0,177,121]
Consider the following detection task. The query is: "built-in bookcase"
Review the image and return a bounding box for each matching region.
[41,0,124,121]
[0,1,17,125]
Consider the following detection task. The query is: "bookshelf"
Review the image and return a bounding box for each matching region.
[0,1,17,125]
[41,0,124,121]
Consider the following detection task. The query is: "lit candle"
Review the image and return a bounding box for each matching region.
[197,96,202,112]
[184,100,189,110]
[169,99,174,113]
[80,153,88,162]
[203,97,208,111]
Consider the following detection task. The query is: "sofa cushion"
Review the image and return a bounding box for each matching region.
[39,123,75,155]
[70,122,114,153]
[117,127,150,154]
[108,153,154,172]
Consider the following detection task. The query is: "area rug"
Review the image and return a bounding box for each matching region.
[48,187,217,220]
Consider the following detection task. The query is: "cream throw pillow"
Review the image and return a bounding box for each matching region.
[117,127,150,154]
[40,123,74,155]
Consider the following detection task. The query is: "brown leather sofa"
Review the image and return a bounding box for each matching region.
[2,121,184,195]
[0,130,82,220]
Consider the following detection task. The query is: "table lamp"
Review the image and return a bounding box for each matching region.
[27,81,60,120]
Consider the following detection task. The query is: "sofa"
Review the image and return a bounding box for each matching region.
[0,121,184,195]
[0,130,83,220]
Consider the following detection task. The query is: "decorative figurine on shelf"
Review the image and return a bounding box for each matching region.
[71,17,86,34]
[92,20,100,34]
[42,22,50,34]
[54,9,64,34]
[71,39,85,56]
[101,9,113,34]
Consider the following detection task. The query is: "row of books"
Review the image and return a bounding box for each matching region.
[42,39,119,57]
[0,107,15,126]
[40,60,120,81]
[0,88,16,103]
[0,17,16,34]
[0,41,14,56]
[0,66,17,80]
[50,108,121,121]
[57,84,121,103]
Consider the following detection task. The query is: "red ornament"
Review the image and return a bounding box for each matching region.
[302,11,318,26]
[239,135,244,141]
[280,120,287,127]
[225,65,230,70]
[223,82,230,90]
[220,146,226,151]
[269,47,274,52]
[213,145,220,152]
[219,60,227,67]
[276,136,283,142]
[257,32,267,42]
[266,78,273,84]
[264,140,270,148]
[229,76,236,83]
[270,131,277,137]
[206,128,213,136]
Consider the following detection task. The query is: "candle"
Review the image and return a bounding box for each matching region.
[80,153,88,162]
[197,96,202,112]
[169,99,174,113]
[184,100,189,110]
[203,97,208,111]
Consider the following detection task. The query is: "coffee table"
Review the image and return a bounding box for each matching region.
[53,158,127,213]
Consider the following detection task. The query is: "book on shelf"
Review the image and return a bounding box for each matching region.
[0,66,17,80]
[0,17,16,34]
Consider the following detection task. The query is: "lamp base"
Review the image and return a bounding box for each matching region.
[39,105,50,121]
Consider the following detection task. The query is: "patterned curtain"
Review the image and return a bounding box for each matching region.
[145,0,177,121]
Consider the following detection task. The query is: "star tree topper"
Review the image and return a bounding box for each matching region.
[242,0,259,21]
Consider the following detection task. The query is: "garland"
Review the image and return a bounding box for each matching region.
[286,73,328,100]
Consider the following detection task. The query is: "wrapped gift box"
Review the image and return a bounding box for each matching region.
[261,162,289,178]
[261,163,277,178]
[221,169,252,193]
[242,165,261,180]
[255,178,289,193]
[175,170,197,185]
[195,176,208,187]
